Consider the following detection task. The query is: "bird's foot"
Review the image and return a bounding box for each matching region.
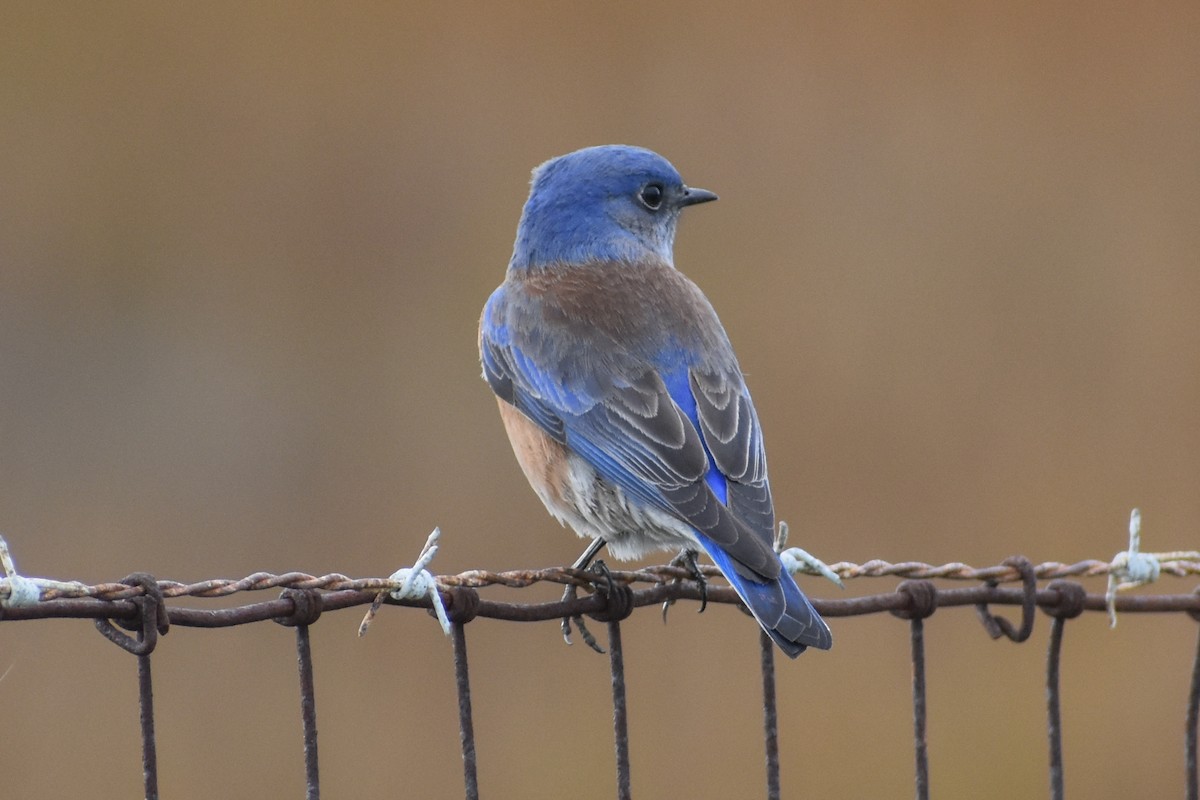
[560,538,608,654]
[560,580,606,654]
[661,548,707,624]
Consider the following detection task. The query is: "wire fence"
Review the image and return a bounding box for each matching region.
[2,534,1200,800]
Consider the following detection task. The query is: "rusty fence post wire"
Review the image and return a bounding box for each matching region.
[295,625,320,799]
[910,616,929,800]
[1043,581,1086,800]
[892,580,938,800]
[451,623,479,800]
[444,587,482,800]
[275,589,325,800]
[759,628,781,800]
[1188,588,1200,800]
[92,573,170,800]
[137,646,158,799]
[607,619,632,800]
[585,565,636,800]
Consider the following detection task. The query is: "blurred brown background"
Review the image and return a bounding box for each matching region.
[2,3,1198,798]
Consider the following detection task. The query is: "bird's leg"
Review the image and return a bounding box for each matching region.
[681,549,709,612]
[561,537,607,653]
[662,547,708,623]
[572,537,607,571]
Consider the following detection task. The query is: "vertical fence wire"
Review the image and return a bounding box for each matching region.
[759,628,781,800]
[295,625,320,800]
[1046,616,1067,800]
[276,588,324,800]
[893,580,937,800]
[608,620,632,800]
[452,621,480,800]
[92,575,167,800]
[909,616,929,800]
[1187,614,1200,800]
[1042,580,1085,800]
[137,653,159,800]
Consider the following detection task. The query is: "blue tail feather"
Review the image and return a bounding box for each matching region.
[695,534,832,658]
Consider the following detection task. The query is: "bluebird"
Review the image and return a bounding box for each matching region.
[479,145,832,656]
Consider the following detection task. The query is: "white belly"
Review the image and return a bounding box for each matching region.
[538,450,700,560]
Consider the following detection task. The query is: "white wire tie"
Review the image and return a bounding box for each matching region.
[1107,508,1161,628]
[0,534,43,608]
[359,528,450,637]
[776,522,844,588]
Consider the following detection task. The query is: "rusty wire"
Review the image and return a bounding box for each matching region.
[3,570,1197,631]
[4,554,1199,606]
[3,556,1199,629]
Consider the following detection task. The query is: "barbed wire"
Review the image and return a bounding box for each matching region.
[3,513,1199,633]
[3,555,1198,603]
[3,558,1198,630]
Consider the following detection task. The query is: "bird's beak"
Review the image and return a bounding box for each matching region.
[680,186,718,206]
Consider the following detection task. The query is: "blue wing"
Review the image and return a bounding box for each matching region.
[481,276,831,654]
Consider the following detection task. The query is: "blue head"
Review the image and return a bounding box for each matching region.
[509,145,717,271]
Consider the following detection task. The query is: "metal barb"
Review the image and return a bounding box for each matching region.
[361,528,450,637]
[1107,508,1164,628]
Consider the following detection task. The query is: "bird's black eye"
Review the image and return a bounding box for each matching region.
[638,183,664,211]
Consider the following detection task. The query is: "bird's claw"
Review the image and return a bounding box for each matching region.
[662,548,708,624]
[560,569,606,654]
